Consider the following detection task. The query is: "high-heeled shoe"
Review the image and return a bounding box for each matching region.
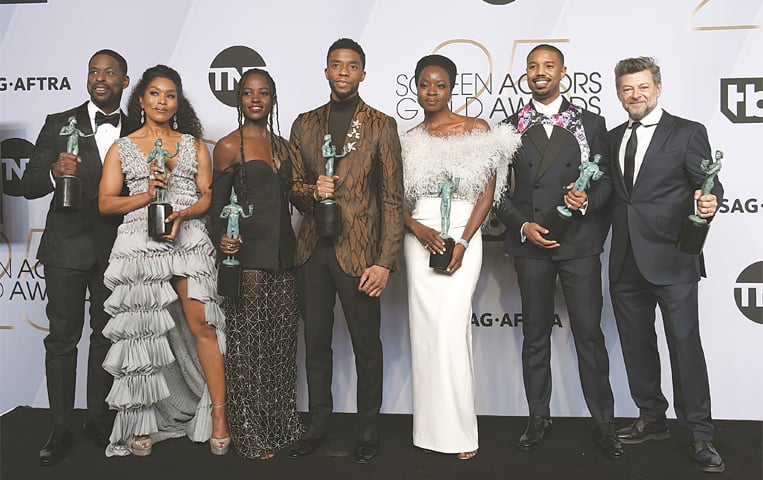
[210,436,231,455]
[210,403,231,456]
[131,436,153,456]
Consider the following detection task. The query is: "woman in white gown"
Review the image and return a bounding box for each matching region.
[402,54,520,459]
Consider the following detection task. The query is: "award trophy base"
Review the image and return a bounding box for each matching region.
[541,206,573,242]
[217,259,242,298]
[675,215,709,255]
[148,203,173,239]
[54,175,82,212]
[316,201,341,237]
[429,237,455,271]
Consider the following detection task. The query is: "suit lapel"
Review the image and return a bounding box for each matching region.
[611,122,628,195]
[634,112,674,194]
[334,98,366,189]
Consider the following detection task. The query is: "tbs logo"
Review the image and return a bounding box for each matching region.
[721,78,763,124]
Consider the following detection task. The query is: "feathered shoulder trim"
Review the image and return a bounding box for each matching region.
[401,123,521,208]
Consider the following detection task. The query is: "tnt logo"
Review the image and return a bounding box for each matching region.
[721,78,763,124]
[734,261,763,324]
[208,46,266,107]
[0,138,34,197]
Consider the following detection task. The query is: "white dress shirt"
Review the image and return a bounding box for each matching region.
[618,106,663,183]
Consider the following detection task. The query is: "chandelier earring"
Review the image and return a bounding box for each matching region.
[172,114,178,130]
[140,108,145,124]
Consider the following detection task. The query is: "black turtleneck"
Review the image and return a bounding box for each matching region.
[328,95,359,153]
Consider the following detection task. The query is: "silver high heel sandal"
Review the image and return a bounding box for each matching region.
[131,436,153,456]
[210,403,231,456]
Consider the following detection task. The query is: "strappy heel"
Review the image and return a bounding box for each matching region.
[210,403,231,456]
[131,436,153,456]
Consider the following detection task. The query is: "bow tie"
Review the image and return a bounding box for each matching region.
[95,111,120,128]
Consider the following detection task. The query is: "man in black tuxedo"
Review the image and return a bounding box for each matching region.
[22,49,134,466]
[607,56,724,473]
[496,44,622,459]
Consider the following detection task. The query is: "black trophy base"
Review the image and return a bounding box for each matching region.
[541,207,573,242]
[316,201,341,238]
[148,203,173,239]
[217,261,242,298]
[429,238,455,271]
[54,175,81,212]
[675,216,710,255]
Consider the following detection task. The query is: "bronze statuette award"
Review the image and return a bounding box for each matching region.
[542,153,604,241]
[429,176,459,271]
[55,116,94,212]
[146,139,178,239]
[675,150,723,255]
[316,134,349,237]
[217,192,253,297]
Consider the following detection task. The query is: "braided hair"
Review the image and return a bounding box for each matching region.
[234,68,289,202]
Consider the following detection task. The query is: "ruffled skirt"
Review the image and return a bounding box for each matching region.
[102,209,225,456]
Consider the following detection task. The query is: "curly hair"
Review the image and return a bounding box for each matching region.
[127,64,203,138]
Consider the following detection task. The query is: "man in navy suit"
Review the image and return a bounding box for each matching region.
[607,56,724,473]
[496,44,622,459]
[22,49,134,466]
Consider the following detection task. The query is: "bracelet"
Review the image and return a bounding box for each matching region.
[456,238,469,249]
[313,189,319,201]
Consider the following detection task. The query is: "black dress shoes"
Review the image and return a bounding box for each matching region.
[691,441,725,473]
[616,419,670,444]
[288,433,328,458]
[353,440,380,464]
[593,424,624,459]
[517,416,552,451]
[39,428,73,466]
[83,417,111,449]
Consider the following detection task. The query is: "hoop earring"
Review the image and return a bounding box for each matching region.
[140,108,145,124]
[172,114,178,130]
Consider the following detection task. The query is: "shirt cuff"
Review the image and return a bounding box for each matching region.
[520,222,528,243]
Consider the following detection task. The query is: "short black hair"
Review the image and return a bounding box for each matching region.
[527,44,565,66]
[90,49,128,75]
[327,38,366,69]
[414,54,458,91]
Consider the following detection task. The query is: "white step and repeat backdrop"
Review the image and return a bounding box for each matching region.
[1,0,761,420]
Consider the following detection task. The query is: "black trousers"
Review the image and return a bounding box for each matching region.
[43,264,113,429]
[296,241,382,441]
[610,244,714,442]
[514,254,615,425]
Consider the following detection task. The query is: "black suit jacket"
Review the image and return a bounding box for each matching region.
[607,111,724,285]
[22,102,134,270]
[496,99,612,260]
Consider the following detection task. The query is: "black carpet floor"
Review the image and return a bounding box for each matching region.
[1,407,760,480]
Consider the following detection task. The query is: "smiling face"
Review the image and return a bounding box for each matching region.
[139,76,178,125]
[416,65,452,114]
[526,47,566,104]
[86,53,129,114]
[616,70,662,121]
[239,72,272,123]
[325,48,366,101]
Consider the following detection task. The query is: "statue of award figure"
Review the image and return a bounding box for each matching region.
[55,116,95,212]
[316,133,349,237]
[146,139,179,239]
[429,176,460,271]
[542,153,604,241]
[676,150,723,255]
[216,191,253,297]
